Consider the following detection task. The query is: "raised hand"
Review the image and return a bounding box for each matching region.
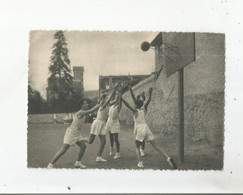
[149,87,153,94]
[114,83,119,89]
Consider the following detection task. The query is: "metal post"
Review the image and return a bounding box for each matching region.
[99,75,101,98]
[178,68,184,163]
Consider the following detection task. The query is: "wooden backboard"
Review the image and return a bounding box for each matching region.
[163,32,196,77]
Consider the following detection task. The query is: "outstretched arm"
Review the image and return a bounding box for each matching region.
[109,97,117,106]
[76,102,102,119]
[100,84,118,110]
[144,87,153,113]
[117,93,122,113]
[122,98,136,113]
[129,85,137,103]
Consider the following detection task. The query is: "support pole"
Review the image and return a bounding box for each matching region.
[99,76,101,98]
[178,68,184,163]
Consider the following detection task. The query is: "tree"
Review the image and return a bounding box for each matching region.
[47,30,74,113]
[28,85,49,114]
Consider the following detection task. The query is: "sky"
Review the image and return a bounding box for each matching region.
[29,31,158,98]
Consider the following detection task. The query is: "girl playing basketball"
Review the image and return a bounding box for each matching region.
[84,84,118,162]
[122,87,177,169]
[106,89,122,159]
[47,99,103,169]
[129,85,147,156]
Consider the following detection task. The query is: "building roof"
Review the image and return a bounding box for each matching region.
[73,66,84,71]
[99,74,149,79]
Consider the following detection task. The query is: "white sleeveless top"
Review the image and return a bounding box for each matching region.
[133,109,146,125]
[69,113,85,131]
[97,106,109,121]
[108,105,119,121]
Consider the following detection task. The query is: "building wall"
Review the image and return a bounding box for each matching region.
[99,75,148,95]
[119,33,225,146]
[73,66,84,93]
[83,90,99,99]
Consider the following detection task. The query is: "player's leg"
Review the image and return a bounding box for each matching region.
[114,133,120,153]
[109,131,114,147]
[141,140,145,150]
[74,140,87,168]
[149,139,169,158]
[140,140,146,156]
[149,139,177,169]
[113,133,120,159]
[84,120,98,144]
[83,134,96,144]
[96,135,107,162]
[135,127,146,168]
[76,141,87,161]
[135,140,144,168]
[109,131,115,155]
[48,144,70,168]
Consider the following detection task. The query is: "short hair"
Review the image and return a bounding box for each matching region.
[135,99,144,108]
[137,94,146,101]
[101,94,107,99]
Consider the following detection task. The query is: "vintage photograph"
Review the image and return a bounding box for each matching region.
[28,31,225,170]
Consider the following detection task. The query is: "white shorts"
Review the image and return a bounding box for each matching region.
[63,127,83,145]
[90,119,106,135]
[106,119,120,134]
[134,123,154,142]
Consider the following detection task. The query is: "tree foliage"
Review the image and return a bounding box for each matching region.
[47,30,75,113]
[28,85,49,114]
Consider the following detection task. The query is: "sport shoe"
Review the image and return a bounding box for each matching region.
[167,157,177,169]
[137,161,144,168]
[113,153,120,159]
[47,163,54,169]
[109,147,115,156]
[96,157,107,162]
[74,161,86,169]
[140,149,145,157]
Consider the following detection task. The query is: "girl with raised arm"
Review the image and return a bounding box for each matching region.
[47,99,103,169]
[106,89,122,159]
[129,86,148,156]
[84,84,118,162]
[122,87,177,169]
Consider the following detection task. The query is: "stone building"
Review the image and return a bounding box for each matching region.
[120,32,225,146]
[99,74,149,96]
[73,66,84,94]
[83,90,99,100]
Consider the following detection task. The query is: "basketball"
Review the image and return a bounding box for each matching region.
[141,41,150,51]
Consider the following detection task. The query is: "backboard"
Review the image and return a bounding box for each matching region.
[163,32,195,77]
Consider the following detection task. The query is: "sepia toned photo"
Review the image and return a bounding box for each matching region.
[28,31,225,170]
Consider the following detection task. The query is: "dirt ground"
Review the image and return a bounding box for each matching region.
[27,123,223,170]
